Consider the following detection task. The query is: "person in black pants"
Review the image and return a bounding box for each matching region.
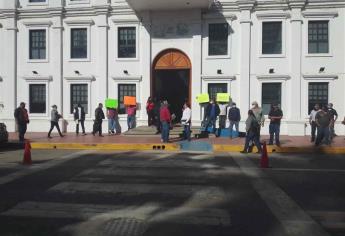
[14,102,30,142]
[48,105,63,138]
[92,103,105,137]
[309,104,320,142]
[73,104,86,135]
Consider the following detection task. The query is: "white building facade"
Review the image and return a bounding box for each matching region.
[0,0,344,136]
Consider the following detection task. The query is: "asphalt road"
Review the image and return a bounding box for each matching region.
[0,150,344,236]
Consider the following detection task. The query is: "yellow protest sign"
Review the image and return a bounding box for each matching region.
[196,93,209,104]
[217,93,230,102]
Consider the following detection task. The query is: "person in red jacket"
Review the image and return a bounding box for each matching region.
[146,97,155,126]
[160,100,171,143]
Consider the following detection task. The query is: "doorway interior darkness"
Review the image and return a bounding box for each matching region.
[153,69,190,121]
[152,49,191,122]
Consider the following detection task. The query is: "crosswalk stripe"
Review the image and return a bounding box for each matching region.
[1,201,231,226]
[308,211,345,230]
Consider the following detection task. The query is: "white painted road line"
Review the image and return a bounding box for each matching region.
[1,201,231,226]
[268,168,345,173]
[48,182,227,199]
[232,155,330,236]
[308,211,345,230]
[0,150,92,185]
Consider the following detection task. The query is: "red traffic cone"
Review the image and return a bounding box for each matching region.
[23,140,32,165]
[260,142,269,168]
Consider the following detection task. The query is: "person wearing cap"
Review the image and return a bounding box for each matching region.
[14,102,29,142]
[268,104,283,146]
[228,102,241,138]
[327,103,338,140]
[315,105,331,146]
[48,105,63,138]
[92,103,105,137]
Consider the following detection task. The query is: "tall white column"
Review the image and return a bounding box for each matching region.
[2,9,17,131]
[237,1,254,119]
[288,1,305,134]
[191,15,202,124]
[140,12,152,123]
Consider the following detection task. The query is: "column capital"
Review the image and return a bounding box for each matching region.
[236,0,255,11]
[288,0,306,9]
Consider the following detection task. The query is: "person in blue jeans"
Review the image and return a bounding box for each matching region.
[241,110,262,153]
[315,105,331,146]
[228,102,241,138]
[204,99,220,134]
[268,104,283,146]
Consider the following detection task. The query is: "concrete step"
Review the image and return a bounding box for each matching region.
[124,126,202,136]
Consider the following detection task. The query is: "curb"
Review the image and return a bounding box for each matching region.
[31,143,180,151]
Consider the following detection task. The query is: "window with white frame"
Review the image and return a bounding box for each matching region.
[262,83,281,115]
[262,22,282,54]
[118,84,136,114]
[29,84,46,113]
[208,83,227,101]
[29,29,46,60]
[208,23,229,56]
[308,82,328,113]
[118,27,136,58]
[70,84,88,114]
[308,21,329,54]
[71,28,87,59]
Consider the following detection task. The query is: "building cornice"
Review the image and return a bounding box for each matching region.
[64,76,95,81]
[256,12,291,19]
[22,20,53,27]
[22,75,53,82]
[256,75,291,80]
[64,19,94,26]
[201,75,236,81]
[302,74,338,80]
[236,0,255,11]
[302,11,338,18]
[112,76,142,82]
[202,12,237,20]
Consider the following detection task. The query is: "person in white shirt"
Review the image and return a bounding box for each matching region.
[181,102,192,141]
[309,103,321,142]
[217,102,228,137]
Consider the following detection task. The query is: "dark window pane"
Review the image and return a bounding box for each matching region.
[70,84,88,114]
[29,0,46,2]
[71,28,87,59]
[208,83,227,101]
[29,30,46,59]
[308,21,329,54]
[29,84,46,113]
[118,27,136,58]
[118,84,136,114]
[262,22,282,54]
[262,83,281,115]
[209,23,229,56]
[308,82,328,113]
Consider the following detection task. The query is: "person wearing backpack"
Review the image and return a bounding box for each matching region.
[241,110,262,153]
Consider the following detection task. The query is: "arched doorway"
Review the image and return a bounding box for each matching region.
[152,49,191,122]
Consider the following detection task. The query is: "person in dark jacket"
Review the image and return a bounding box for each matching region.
[73,104,86,135]
[204,99,220,134]
[153,98,162,134]
[268,104,283,146]
[48,105,63,138]
[241,110,262,153]
[92,103,105,137]
[146,97,155,126]
[14,102,29,142]
[228,102,241,137]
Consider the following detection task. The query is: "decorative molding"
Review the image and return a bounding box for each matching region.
[302,12,338,18]
[22,20,53,27]
[22,75,53,82]
[302,74,338,80]
[256,12,291,19]
[112,76,142,82]
[236,0,255,11]
[202,12,237,21]
[64,19,94,26]
[112,18,140,24]
[256,75,291,80]
[64,76,95,81]
[201,75,236,81]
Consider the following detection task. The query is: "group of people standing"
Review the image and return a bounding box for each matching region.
[309,103,340,146]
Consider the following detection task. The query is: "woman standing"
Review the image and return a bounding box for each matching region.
[146,97,155,126]
[241,110,262,153]
[181,102,192,141]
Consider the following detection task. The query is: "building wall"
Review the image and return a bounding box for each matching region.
[0,0,344,135]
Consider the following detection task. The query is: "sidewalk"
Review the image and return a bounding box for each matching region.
[8,132,345,154]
